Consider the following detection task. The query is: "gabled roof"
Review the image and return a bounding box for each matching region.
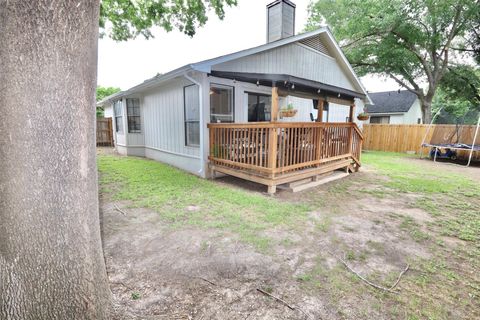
[366,90,417,114]
[98,27,371,105]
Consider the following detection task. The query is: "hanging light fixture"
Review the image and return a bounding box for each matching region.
[256,80,260,86]
[338,93,341,98]
[291,83,295,90]
[317,88,321,93]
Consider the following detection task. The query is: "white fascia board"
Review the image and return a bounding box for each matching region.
[98,65,195,105]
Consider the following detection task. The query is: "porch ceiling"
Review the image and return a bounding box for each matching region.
[209,71,365,101]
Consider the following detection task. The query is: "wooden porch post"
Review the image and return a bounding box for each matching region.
[349,103,356,123]
[271,86,279,121]
[348,102,355,172]
[268,86,279,194]
[316,99,324,122]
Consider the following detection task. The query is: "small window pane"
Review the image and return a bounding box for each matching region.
[185,85,199,121]
[127,98,141,133]
[186,122,200,146]
[210,85,234,123]
[248,93,271,122]
[114,100,123,133]
[184,85,200,147]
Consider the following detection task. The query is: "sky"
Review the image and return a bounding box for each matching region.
[97,0,399,92]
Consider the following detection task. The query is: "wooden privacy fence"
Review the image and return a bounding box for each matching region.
[362,124,480,159]
[96,117,114,146]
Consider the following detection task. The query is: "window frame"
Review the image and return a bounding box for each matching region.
[126,98,141,134]
[209,83,235,123]
[184,84,200,147]
[370,116,390,124]
[246,91,272,122]
[113,100,124,133]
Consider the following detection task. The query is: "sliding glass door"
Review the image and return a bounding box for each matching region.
[248,93,271,122]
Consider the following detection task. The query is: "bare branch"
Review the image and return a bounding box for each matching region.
[256,288,313,320]
[341,31,384,49]
[450,47,477,52]
[391,30,434,85]
[329,251,409,294]
[387,73,418,95]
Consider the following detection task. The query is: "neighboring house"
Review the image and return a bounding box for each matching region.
[98,0,371,193]
[366,90,423,124]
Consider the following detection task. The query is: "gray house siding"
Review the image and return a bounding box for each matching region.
[211,42,356,91]
[142,77,202,175]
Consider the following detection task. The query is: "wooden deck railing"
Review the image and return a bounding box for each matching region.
[208,122,363,178]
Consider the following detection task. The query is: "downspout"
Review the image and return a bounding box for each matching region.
[184,73,205,177]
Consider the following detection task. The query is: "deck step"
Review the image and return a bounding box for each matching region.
[282,171,350,193]
[287,177,314,188]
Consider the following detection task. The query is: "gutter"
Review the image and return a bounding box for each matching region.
[97,65,193,105]
[183,73,205,178]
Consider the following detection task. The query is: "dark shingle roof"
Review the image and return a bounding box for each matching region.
[366,90,417,114]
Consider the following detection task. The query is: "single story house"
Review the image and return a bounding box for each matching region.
[366,90,423,124]
[98,0,371,193]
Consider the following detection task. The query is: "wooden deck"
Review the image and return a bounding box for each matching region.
[208,122,363,193]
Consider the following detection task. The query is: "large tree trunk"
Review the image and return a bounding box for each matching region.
[421,88,438,124]
[0,1,111,319]
[421,99,433,124]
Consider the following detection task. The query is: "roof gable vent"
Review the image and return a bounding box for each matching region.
[299,35,331,56]
[266,0,296,43]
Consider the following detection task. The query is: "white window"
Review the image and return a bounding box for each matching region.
[184,85,200,146]
[127,98,141,133]
[113,100,123,133]
[370,116,390,124]
[210,84,234,123]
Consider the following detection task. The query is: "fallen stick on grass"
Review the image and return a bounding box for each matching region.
[113,204,127,215]
[198,276,217,287]
[256,288,313,320]
[329,251,409,294]
[389,264,410,290]
[256,288,294,310]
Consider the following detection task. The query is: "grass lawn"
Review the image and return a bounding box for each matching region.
[99,154,310,250]
[99,150,479,320]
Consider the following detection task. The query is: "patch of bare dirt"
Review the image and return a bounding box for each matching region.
[103,202,338,320]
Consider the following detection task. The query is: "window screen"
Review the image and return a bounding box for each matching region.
[114,100,123,133]
[184,85,200,146]
[127,98,141,133]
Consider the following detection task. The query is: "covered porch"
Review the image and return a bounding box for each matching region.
[207,72,365,194]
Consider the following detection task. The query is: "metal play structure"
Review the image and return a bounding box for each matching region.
[421,108,480,166]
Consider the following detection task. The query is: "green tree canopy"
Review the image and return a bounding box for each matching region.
[432,66,480,124]
[96,86,121,117]
[306,0,479,123]
[440,65,480,108]
[96,85,121,101]
[100,0,237,41]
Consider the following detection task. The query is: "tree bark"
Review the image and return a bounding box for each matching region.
[0,1,111,319]
[421,99,433,124]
